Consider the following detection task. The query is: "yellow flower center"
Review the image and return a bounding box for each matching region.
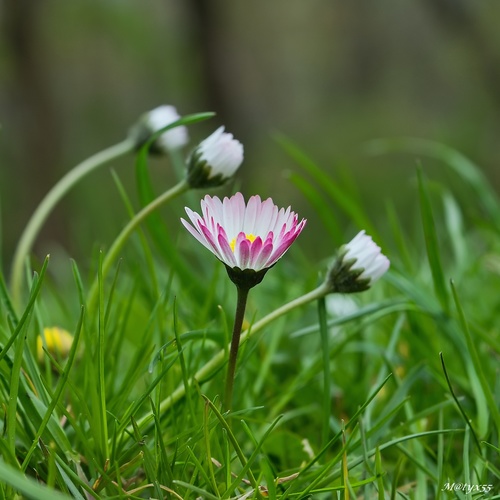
[230,233,256,252]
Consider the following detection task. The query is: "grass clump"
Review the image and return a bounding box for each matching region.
[0,115,498,499]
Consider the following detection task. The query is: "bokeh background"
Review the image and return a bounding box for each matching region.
[2,0,500,272]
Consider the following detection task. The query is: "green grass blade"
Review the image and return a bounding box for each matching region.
[275,133,379,238]
[318,296,331,447]
[0,460,72,500]
[97,251,109,460]
[439,352,481,453]
[0,255,50,364]
[287,171,342,244]
[365,137,500,225]
[450,280,500,435]
[417,168,449,313]
[21,305,85,470]
[223,415,283,499]
[202,395,258,490]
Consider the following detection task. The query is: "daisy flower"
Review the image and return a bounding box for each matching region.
[181,192,306,409]
[181,192,306,287]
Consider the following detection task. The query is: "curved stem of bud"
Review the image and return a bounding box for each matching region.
[86,179,190,313]
[10,138,135,309]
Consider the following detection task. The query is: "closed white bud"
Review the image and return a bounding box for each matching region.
[186,127,243,188]
[130,105,189,154]
[326,231,390,293]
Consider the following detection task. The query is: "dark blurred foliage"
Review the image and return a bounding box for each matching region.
[1,0,500,271]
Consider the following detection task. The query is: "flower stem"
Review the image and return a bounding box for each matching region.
[224,285,250,411]
[87,179,190,313]
[119,281,331,445]
[10,138,135,309]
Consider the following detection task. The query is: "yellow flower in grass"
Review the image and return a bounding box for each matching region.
[37,327,74,363]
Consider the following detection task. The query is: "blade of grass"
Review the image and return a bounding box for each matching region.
[172,481,219,500]
[375,446,385,500]
[343,422,350,500]
[0,256,49,364]
[450,280,500,435]
[287,171,342,244]
[203,398,220,495]
[275,133,379,238]
[97,251,109,460]
[185,446,216,496]
[135,114,214,293]
[149,399,174,486]
[417,168,449,314]
[0,460,72,500]
[173,297,195,422]
[439,352,481,453]
[6,256,50,462]
[318,296,331,447]
[111,170,160,300]
[130,417,163,499]
[364,137,500,225]
[21,305,85,470]
[202,395,258,491]
[280,374,393,499]
[385,200,414,272]
[223,416,283,499]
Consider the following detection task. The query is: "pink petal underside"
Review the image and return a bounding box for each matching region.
[181,218,212,251]
[267,220,306,265]
[277,216,297,240]
[235,231,248,249]
[263,232,274,247]
[253,241,274,270]
[237,238,251,269]
[217,223,229,242]
[200,223,223,258]
[217,232,237,267]
[248,236,263,267]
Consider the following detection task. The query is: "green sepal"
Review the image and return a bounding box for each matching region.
[326,250,371,294]
[224,265,270,291]
[186,149,228,188]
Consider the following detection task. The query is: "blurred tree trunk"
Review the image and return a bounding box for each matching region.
[423,0,500,109]
[183,0,234,127]
[2,0,66,263]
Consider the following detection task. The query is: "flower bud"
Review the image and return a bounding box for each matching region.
[186,127,243,188]
[326,230,390,293]
[129,105,189,154]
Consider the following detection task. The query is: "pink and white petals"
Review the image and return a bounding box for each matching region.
[181,193,306,273]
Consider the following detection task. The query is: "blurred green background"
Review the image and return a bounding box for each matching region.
[2,0,500,271]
